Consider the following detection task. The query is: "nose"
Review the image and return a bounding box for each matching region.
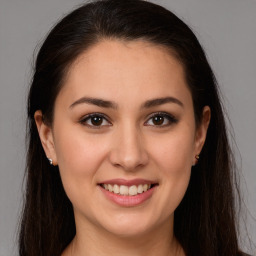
[108,124,149,172]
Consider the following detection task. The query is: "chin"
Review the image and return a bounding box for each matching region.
[97,211,167,238]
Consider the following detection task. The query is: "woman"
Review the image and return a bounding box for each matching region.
[19,0,249,255]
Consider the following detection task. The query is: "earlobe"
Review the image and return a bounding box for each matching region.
[193,106,211,165]
[34,110,58,165]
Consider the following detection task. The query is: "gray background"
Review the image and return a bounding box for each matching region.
[0,0,255,255]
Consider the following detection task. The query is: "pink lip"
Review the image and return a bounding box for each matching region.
[98,184,157,207]
[99,178,157,186]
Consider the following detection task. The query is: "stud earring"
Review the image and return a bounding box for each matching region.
[195,154,200,164]
[47,157,53,165]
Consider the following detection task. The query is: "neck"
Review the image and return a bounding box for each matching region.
[64,215,184,256]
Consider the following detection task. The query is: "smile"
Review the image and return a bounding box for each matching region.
[98,179,158,207]
[100,184,153,196]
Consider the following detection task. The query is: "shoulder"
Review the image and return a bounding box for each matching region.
[241,253,252,256]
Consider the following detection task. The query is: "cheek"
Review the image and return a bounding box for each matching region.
[54,128,106,170]
[147,127,194,214]
[152,135,193,192]
[53,128,109,195]
[149,128,195,174]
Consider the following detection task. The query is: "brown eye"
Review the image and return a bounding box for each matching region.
[152,115,165,125]
[80,114,111,128]
[145,112,178,127]
[91,116,103,126]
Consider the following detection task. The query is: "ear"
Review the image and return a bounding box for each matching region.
[34,110,58,166]
[193,106,211,165]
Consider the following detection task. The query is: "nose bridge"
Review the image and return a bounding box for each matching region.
[109,121,148,171]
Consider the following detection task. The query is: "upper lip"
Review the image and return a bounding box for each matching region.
[99,178,158,186]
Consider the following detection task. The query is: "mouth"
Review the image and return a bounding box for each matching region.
[99,183,158,196]
[98,179,158,207]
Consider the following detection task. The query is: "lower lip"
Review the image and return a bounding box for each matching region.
[99,185,156,207]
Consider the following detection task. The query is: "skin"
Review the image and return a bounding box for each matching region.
[35,40,210,256]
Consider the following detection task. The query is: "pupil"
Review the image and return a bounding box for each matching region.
[91,116,103,126]
[153,116,164,125]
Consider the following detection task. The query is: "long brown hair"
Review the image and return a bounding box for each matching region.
[19,0,244,255]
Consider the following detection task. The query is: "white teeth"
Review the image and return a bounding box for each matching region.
[119,185,129,195]
[102,183,153,196]
[113,184,119,194]
[143,184,149,192]
[137,184,143,194]
[129,185,137,196]
[108,184,113,192]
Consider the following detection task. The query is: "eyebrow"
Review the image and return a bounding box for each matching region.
[69,97,118,109]
[69,96,183,109]
[142,97,184,109]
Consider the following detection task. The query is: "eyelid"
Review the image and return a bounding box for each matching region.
[144,111,178,127]
[79,112,112,128]
[78,111,178,128]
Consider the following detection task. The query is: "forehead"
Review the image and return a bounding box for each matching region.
[58,39,191,107]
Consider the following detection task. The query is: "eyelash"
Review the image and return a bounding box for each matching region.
[79,113,111,128]
[79,112,178,128]
[145,112,178,127]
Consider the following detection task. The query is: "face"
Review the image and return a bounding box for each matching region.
[36,40,210,238]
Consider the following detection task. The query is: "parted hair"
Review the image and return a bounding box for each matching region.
[19,0,243,255]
